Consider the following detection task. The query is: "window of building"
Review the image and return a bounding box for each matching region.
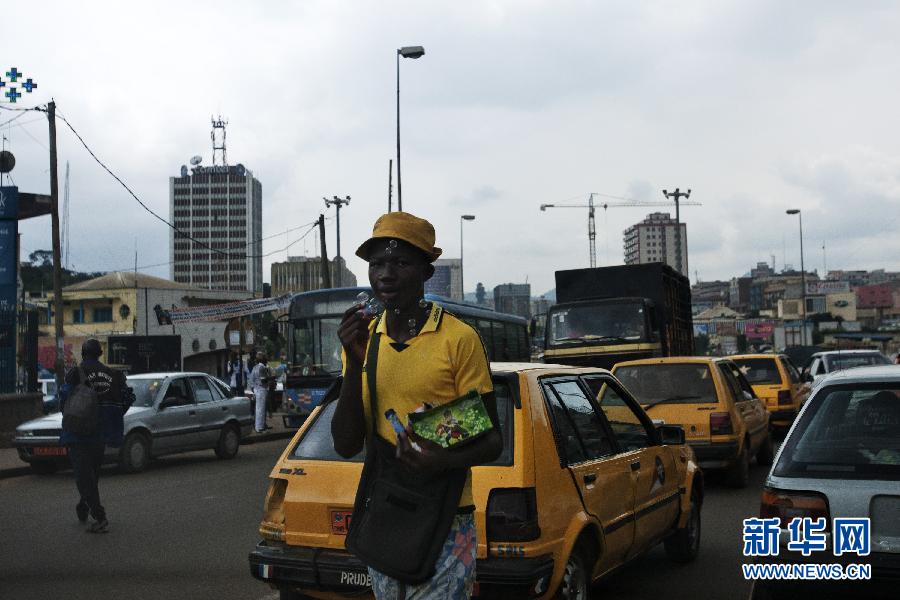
[93,307,113,323]
[72,308,85,324]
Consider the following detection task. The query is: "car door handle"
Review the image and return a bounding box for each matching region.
[630,461,641,472]
[188,410,196,416]
[221,406,228,411]
[583,473,597,485]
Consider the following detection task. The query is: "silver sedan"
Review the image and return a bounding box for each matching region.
[750,365,900,599]
[13,372,254,474]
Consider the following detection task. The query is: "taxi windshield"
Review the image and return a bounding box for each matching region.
[732,358,782,385]
[615,364,718,405]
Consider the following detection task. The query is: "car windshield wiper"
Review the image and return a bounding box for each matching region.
[642,395,703,409]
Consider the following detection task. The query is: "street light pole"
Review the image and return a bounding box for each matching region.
[662,187,691,275]
[324,195,351,287]
[460,215,475,301]
[787,209,807,346]
[396,46,425,213]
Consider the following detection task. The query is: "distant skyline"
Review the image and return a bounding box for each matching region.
[5,1,900,295]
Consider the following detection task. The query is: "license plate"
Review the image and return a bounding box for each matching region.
[322,569,370,588]
[331,510,352,535]
[34,447,67,456]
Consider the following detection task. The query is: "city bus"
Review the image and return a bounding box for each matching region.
[281,286,530,427]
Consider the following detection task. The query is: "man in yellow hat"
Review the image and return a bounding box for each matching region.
[332,211,502,599]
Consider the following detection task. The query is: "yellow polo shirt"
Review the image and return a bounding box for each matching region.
[344,302,494,507]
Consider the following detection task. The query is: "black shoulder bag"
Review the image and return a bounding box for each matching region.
[345,316,468,584]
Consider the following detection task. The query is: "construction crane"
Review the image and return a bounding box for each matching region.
[540,192,701,268]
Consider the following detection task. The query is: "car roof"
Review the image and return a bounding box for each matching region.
[811,349,885,357]
[815,365,900,385]
[125,372,210,380]
[728,354,782,360]
[614,356,726,368]
[489,361,613,376]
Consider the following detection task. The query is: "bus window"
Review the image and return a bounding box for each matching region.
[504,322,521,359]
[492,321,507,360]
[477,319,494,358]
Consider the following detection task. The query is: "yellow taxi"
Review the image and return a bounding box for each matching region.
[727,353,809,429]
[612,357,773,488]
[249,362,703,599]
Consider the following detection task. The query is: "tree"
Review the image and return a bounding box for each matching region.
[28,250,53,267]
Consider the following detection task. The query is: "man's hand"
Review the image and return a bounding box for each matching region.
[395,428,450,474]
[338,304,372,365]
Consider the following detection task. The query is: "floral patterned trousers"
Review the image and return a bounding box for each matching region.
[369,513,477,600]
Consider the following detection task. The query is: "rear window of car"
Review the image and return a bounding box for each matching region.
[774,385,900,480]
[732,358,782,385]
[825,353,890,371]
[291,378,515,466]
[615,363,718,405]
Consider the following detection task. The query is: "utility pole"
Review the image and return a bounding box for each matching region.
[318,214,332,288]
[324,195,350,287]
[662,187,691,276]
[48,101,65,384]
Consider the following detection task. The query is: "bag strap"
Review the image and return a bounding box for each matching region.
[365,314,383,441]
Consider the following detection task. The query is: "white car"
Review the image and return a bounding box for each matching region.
[13,372,253,475]
[750,365,900,599]
[803,350,890,384]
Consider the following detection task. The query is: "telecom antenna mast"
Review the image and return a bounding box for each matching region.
[211,116,228,166]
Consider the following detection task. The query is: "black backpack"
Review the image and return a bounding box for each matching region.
[62,367,100,436]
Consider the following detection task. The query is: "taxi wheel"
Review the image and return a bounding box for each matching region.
[756,433,775,466]
[554,544,590,600]
[727,443,750,488]
[215,424,241,459]
[664,488,701,563]
[119,432,150,473]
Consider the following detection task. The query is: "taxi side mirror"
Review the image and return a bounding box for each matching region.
[657,424,685,446]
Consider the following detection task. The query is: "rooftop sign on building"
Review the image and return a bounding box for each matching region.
[806,281,851,295]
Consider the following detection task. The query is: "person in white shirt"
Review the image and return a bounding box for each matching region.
[249,352,270,432]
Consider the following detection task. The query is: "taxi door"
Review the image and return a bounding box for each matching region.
[719,362,768,450]
[584,375,680,558]
[541,378,636,574]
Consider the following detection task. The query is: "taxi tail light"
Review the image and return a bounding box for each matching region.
[709,412,733,435]
[760,487,830,529]
[487,488,540,542]
[777,390,792,406]
[259,477,287,541]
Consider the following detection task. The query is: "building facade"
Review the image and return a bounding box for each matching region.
[169,163,263,294]
[493,283,531,319]
[425,259,462,301]
[623,212,689,275]
[270,256,357,297]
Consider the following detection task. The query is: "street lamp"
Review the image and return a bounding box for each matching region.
[786,209,807,346]
[460,215,475,302]
[396,45,425,213]
[324,195,351,287]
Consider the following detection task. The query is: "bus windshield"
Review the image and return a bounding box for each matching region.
[292,317,344,376]
[548,302,646,345]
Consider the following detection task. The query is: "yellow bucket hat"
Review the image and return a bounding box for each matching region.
[355,212,443,262]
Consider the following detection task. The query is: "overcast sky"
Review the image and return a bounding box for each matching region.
[4,0,900,296]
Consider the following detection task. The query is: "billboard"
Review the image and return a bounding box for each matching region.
[745,322,775,339]
[806,281,851,295]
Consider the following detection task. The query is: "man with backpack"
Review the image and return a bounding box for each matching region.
[60,339,130,533]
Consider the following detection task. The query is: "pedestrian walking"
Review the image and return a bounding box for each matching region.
[227,352,249,396]
[60,338,129,533]
[248,351,270,432]
[332,211,502,599]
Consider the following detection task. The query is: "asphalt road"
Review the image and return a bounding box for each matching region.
[0,438,769,600]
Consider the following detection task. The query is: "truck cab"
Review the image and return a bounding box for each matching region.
[544,297,661,369]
